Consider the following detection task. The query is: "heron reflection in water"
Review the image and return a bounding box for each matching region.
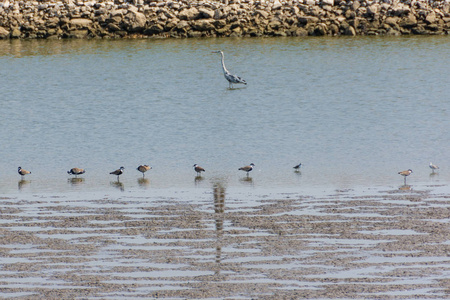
[213,181,226,269]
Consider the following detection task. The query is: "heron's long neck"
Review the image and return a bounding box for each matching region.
[220,52,229,74]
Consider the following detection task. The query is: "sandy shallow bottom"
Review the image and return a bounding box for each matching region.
[0,183,449,299]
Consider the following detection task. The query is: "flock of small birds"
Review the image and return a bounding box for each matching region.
[16,162,440,184]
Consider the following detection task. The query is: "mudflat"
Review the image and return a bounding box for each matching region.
[0,184,448,299]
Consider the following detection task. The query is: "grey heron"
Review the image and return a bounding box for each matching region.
[212,50,247,88]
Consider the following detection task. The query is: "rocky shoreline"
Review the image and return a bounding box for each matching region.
[0,0,449,39]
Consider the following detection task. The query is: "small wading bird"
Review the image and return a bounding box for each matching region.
[67,168,85,177]
[398,169,413,184]
[293,163,302,171]
[18,167,31,179]
[110,166,125,181]
[239,163,255,176]
[212,50,247,89]
[137,165,151,178]
[429,162,439,173]
[193,164,205,176]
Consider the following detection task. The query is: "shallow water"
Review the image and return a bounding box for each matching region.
[0,36,449,298]
[0,36,449,193]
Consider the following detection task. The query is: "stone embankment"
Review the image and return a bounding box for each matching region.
[0,0,449,39]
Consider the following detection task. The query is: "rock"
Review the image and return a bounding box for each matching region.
[191,19,215,31]
[123,11,146,31]
[0,26,9,38]
[68,29,88,38]
[198,7,214,19]
[178,7,200,21]
[298,16,319,24]
[367,4,379,15]
[398,14,417,28]
[321,0,334,6]
[70,18,93,29]
[425,11,436,24]
[314,23,327,35]
[0,0,446,39]
[384,16,398,26]
[144,23,164,34]
[272,0,282,10]
[10,27,21,38]
[344,26,356,35]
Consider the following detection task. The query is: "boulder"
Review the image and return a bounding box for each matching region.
[70,18,93,29]
[321,0,334,6]
[191,19,215,31]
[0,26,9,39]
[272,0,282,10]
[198,7,214,19]
[425,11,436,24]
[398,14,417,28]
[178,7,200,21]
[344,26,356,35]
[123,11,146,31]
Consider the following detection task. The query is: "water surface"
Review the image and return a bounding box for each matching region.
[0,36,449,194]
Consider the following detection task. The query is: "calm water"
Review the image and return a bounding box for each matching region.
[0,36,449,193]
[0,37,449,299]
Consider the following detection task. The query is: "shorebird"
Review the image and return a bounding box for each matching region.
[193,164,205,176]
[239,163,255,176]
[67,168,85,177]
[293,163,302,171]
[137,165,151,177]
[110,166,125,181]
[18,167,31,179]
[429,162,439,173]
[398,169,413,184]
[212,50,247,89]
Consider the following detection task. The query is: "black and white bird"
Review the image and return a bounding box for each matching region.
[293,163,302,171]
[239,163,255,176]
[193,164,205,176]
[429,162,439,173]
[137,165,151,177]
[110,166,125,181]
[212,50,247,89]
[18,167,31,179]
[398,169,413,184]
[67,168,85,177]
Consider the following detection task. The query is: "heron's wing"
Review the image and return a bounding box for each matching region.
[227,73,247,84]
